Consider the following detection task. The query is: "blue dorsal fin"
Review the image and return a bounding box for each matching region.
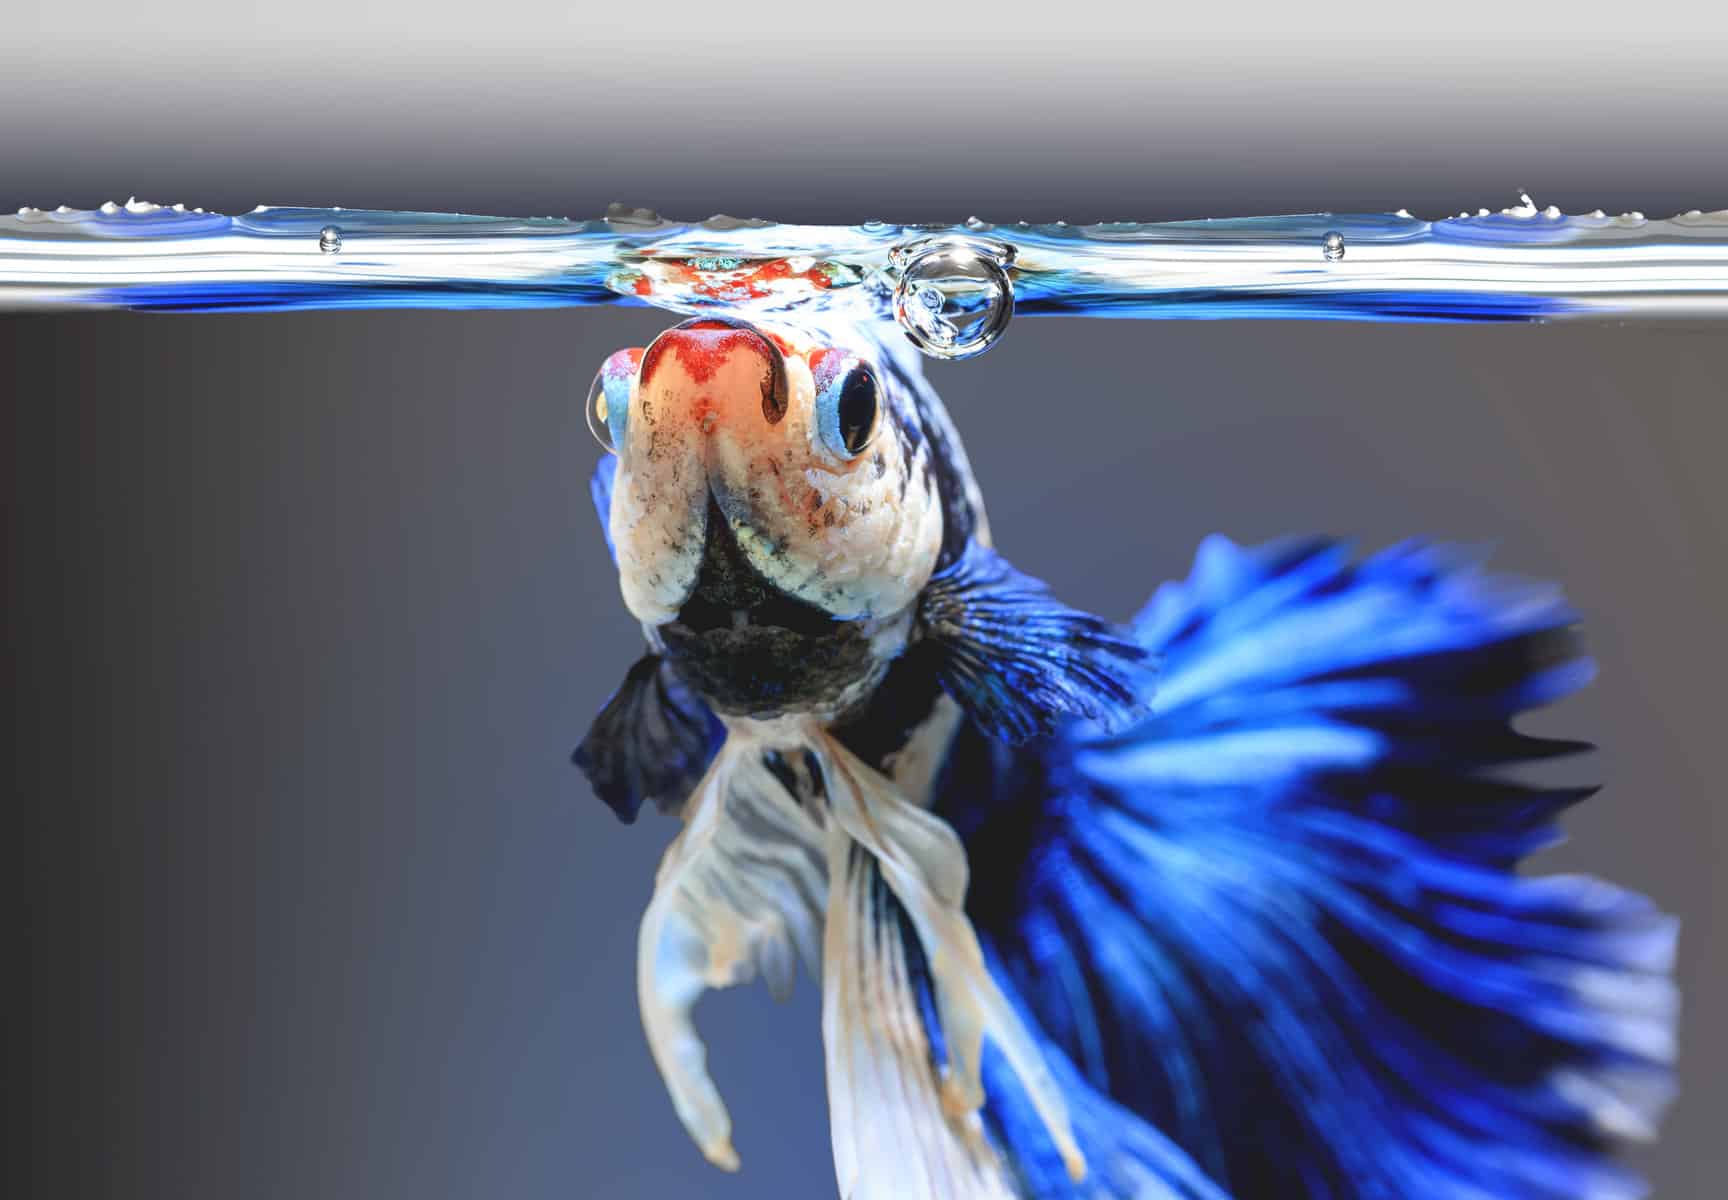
[918,540,1153,743]
[573,654,722,823]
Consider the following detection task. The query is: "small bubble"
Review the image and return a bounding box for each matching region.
[892,240,1013,360]
[1322,231,1346,262]
[586,368,617,453]
[586,349,640,454]
[318,225,342,253]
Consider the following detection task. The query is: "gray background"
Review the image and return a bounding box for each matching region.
[10,313,1724,1199]
[3,2,1728,226]
[6,6,1727,1198]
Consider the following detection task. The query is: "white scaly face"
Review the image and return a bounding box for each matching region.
[594,315,945,718]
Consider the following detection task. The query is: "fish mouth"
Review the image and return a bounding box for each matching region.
[671,588,839,639]
[657,498,885,717]
[667,498,840,639]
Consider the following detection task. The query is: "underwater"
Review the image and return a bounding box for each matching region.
[8,6,1727,1200]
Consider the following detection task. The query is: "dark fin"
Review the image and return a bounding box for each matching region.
[918,539,1153,743]
[590,456,617,562]
[572,654,723,823]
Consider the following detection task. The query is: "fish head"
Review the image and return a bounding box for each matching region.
[591,316,945,718]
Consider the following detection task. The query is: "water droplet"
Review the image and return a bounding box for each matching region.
[586,367,618,454]
[703,213,772,231]
[99,201,121,215]
[963,215,990,231]
[861,219,889,233]
[605,201,661,228]
[1517,189,1536,210]
[318,225,343,254]
[891,240,1013,360]
[1322,231,1346,261]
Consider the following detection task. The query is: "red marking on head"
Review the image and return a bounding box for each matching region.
[632,276,653,296]
[638,322,777,392]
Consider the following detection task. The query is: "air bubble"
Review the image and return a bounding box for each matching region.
[318,225,343,254]
[891,240,1013,360]
[586,367,617,453]
[1322,231,1346,261]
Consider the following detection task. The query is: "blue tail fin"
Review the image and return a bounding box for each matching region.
[950,536,1677,1198]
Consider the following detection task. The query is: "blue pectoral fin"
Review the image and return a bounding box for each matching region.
[953,535,1677,1199]
[572,654,722,823]
[919,539,1154,743]
[590,455,618,562]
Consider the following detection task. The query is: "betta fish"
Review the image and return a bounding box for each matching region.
[572,314,1677,1198]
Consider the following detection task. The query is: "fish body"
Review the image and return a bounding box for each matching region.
[575,316,1677,1198]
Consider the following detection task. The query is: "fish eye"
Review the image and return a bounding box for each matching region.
[586,348,640,454]
[816,362,881,460]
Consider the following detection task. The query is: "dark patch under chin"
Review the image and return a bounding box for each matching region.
[659,621,887,718]
[658,498,887,718]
